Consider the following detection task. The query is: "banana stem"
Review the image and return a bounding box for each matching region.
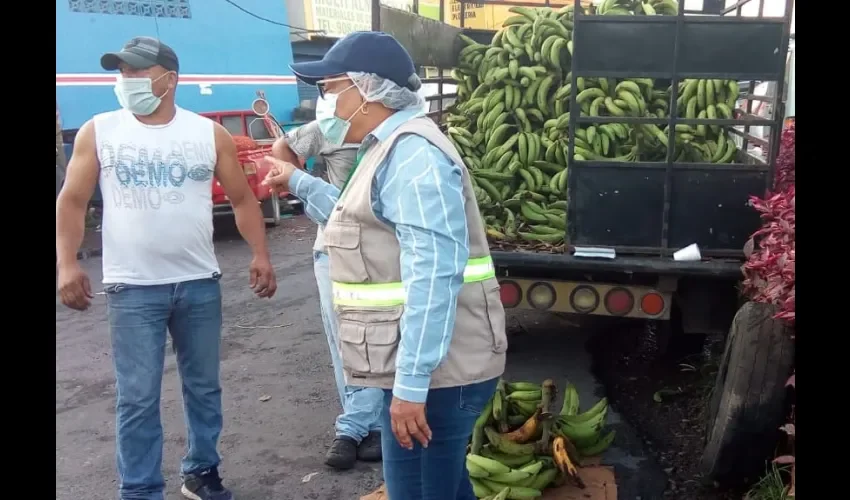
[496,380,510,433]
[539,379,556,414]
[535,415,555,455]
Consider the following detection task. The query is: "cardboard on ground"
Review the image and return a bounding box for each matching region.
[360,464,617,500]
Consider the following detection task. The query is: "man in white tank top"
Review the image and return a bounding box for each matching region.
[56,37,277,500]
[272,124,384,470]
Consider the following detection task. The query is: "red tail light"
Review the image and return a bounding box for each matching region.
[499,280,522,308]
[604,287,634,316]
[640,292,665,316]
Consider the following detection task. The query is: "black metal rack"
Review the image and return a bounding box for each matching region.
[565,0,793,258]
[372,0,793,258]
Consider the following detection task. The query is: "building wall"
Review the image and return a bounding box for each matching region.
[56,0,300,129]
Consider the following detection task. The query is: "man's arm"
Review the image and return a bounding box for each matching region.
[213,123,276,296]
[376,136,470,404]
[271,120,325,165]
[214,123,268,256]
[268,121,340,225]
[56,120,99,268]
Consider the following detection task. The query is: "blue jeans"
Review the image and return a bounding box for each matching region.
[106,276,224,500]
[381,377,499,500]
[313,251,383,442]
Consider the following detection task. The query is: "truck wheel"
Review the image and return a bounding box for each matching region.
[261,195,281,227]
[700,301,794,486]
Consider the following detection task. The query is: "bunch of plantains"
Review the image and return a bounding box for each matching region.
[465,379,616,499]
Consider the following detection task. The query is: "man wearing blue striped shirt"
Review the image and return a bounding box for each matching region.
[262,31,506,500]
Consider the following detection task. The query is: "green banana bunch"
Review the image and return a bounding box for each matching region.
[467,453,555,498]
[553,384,618,458]
[597,0,679,16]
[449,6,743,250]
[669,78,741,163]
[464,378,570,497]
[554,396,616,454]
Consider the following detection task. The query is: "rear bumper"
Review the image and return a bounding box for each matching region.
[491,250,743,280]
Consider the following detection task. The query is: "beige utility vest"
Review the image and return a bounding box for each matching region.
[323,117,507,391]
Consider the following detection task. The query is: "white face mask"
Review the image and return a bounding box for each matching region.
[114,73,171,116]
[315,84,359,147]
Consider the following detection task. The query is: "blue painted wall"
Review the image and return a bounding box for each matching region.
[56,0,299,129]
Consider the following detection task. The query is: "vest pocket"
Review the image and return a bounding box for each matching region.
[337,308,403,377]
[337,321,371,374]
[484,283,508,354]
[323,220,369,283]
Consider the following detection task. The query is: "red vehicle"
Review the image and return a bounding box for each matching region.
[200,95,301,226]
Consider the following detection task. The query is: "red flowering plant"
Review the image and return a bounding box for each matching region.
[742,120,795,497]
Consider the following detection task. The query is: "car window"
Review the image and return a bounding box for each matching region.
[221,115,245,136]
[248,115,274,140]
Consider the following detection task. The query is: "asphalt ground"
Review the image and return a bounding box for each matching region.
[56,215,666,499]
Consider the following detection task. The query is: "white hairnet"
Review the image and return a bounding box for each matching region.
[348,71,425,111]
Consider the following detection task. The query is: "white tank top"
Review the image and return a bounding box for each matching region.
[93,106,220,285]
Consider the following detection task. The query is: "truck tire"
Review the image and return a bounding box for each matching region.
[700,301,794,486]
[262,195,281,227]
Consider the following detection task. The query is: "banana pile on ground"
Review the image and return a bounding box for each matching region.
[446,1,742,247]
[465,379,617,499]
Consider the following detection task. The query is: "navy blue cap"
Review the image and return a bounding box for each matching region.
[290,31,420,91]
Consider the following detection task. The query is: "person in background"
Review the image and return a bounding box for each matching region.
[56,37,277,500]
[260,31,507,500]
[270,124,384,469]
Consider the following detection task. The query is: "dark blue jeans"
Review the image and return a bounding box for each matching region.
[106,276,223,500]
[381,377,499,500]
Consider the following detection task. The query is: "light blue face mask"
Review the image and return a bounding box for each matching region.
[315,84,360,147]
[114,73,171,116]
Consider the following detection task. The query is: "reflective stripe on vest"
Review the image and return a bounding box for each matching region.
[331,256,496,307]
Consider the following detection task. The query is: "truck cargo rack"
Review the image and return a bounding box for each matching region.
[373,0,793,259]
[564,0,793,258]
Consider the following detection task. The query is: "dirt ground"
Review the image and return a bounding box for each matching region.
[588,323,743,499]
[57,215,695,500]
[57,217,386,500]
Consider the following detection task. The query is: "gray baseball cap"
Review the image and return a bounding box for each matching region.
[101,37,179,72]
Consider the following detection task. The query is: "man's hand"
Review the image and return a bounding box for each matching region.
[260,156,298,193]
[389,396,432,450]
[249,256,277,298]
[57,263,94,311]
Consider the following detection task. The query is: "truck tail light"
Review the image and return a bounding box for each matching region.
[499,280,522,308]
[604,287,634,316]
[527,282,556,310]
[570,285,599,314]
[640,292,665,316]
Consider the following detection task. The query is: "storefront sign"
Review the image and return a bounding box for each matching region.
[304,0,414,38]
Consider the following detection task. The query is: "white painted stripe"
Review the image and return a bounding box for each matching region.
[56,73,298,87]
